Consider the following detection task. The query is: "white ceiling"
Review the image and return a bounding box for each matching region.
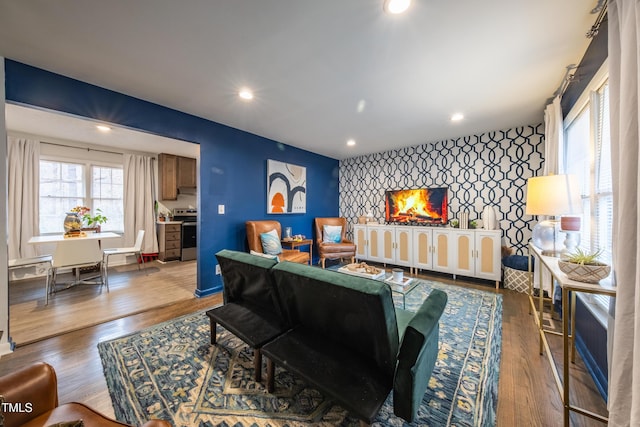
[0,1,598,159]
[5,104,200,158]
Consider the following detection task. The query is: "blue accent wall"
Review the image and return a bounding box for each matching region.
[4,59,339,296]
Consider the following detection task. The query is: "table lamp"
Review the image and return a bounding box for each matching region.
[525,174,581,256]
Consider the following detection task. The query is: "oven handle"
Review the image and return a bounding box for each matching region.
[181,222,197,226]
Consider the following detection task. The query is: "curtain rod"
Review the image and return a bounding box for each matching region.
[587,2,607,39]
[551,64,578,100]
[40,140,156,159]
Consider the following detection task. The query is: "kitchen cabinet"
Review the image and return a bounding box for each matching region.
[158,153,197,200]
[157,222,181,261]
[158,153,178,200]
[177,156,197,188]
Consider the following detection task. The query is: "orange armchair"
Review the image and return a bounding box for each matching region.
[0,362,170,427]
[245,220,310,264]
[314,217,356,268]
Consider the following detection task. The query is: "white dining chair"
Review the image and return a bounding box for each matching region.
[102,230,147,287]
[9,255,54,305]
[49,239,105,299]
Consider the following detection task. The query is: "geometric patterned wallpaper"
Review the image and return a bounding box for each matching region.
[339,123,545,255]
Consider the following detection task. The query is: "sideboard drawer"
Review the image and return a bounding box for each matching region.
[165,224,181,233]
[164,248,181,259]
[164,240,181,250]
[165,231,181,242]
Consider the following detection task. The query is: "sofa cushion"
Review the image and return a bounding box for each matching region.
[322,225,342,243]
[215,250,281,315]
[271,261,399,380]
[206,302,287,348]
[261,327,390,424]
[394,289,448,422]
[260,229,282,255]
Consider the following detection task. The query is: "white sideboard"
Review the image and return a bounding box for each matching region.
[353,224,502,288]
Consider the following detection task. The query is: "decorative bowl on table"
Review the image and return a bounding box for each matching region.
[558,260,611,283]
[345,262,381,275]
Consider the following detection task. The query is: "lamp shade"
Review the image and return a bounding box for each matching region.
[525,174,582,216]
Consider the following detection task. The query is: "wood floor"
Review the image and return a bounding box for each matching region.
[0,266,608,426]
[9,259,197,344]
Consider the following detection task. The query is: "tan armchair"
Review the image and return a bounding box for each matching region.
[0,362,170,427]
[314,217,356,268]
[246,220,310,264]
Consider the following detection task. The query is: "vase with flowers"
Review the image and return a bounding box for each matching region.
[69,206,108,232]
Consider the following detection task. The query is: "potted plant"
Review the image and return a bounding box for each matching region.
[558,248,611,283]
[82,208,108,232]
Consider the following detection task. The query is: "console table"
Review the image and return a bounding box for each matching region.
[528,243,615,426]
[353,224,501,288]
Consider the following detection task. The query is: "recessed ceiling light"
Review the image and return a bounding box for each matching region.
[347,139,356,146]
[96,125,111,132]
[451,113,464,122]
[239,88,254,100]
[384,0,411,14]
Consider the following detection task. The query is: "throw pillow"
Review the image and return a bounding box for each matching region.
[322,225,342,243]
[250,249,280,262]
[260,229,283,255]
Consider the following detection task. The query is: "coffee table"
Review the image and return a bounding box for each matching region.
[336,266,419,309]
[383,276,420,309]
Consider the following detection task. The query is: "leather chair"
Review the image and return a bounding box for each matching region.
[245,220,309,264]
[314,217,356,268]
[0,362,170,427]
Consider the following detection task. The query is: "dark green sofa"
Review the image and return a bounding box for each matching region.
[206,250,288,381]
[208,250,447,424]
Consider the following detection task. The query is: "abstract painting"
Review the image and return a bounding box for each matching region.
[267,159,306,214]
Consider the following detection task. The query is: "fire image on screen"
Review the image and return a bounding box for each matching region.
[385,188,448,225]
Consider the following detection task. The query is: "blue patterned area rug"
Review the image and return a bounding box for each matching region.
[98,280,502,426]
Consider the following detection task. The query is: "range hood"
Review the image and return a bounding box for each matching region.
[178,186,197,195]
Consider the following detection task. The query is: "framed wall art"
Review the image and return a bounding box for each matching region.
[267,159,306,214]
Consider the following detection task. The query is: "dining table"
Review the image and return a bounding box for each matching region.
[28,231,120,290]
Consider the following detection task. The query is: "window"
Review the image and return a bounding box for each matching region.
[39,160,124,234]
[563,70,612,319]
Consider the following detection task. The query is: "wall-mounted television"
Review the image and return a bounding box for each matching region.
[385,187,448,225]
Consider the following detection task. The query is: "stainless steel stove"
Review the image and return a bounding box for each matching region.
[173,208,197,261]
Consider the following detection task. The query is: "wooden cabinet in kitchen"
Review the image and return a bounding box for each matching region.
[158,153,178,200]
[177,156,197,188]
[157,222,181,261]
[158,153,197,200]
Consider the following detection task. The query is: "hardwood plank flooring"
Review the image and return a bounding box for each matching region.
[9,260,197,345]
[0,267,608,426]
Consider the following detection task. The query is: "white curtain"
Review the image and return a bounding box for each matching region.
[7,136,40,260]
[543,95,563,175]
[123,154,159,253]
[608,1,640,425]
[532,96,564,294]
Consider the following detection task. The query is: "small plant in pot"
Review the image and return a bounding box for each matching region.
[558,248,611,283]
[82,208,108,232]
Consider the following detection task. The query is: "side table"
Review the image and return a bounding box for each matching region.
[281,239,313,265]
